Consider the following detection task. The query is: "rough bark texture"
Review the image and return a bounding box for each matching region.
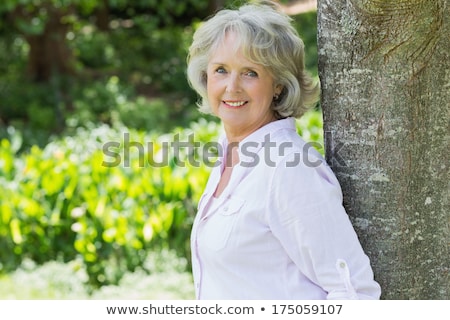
[318,0,449,299]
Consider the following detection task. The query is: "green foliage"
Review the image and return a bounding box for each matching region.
[0,119,218,288]
[292,10,318,77]
[0,0,210,140]
[296,107,324,155]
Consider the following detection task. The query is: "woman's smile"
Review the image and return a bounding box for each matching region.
[222,100,248,108]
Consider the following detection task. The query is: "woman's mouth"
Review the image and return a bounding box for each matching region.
[223,101,248,108]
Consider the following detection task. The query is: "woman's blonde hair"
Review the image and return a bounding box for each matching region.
[186,1,320,119]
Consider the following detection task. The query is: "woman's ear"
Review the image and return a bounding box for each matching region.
[275,84,284,96]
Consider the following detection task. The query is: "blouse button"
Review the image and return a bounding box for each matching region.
[339,261,346,268]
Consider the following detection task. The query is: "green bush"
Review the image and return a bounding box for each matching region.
[0,110,323,289]
[0,119,216,288]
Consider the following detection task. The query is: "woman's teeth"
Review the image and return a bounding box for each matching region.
[225,101,246,107]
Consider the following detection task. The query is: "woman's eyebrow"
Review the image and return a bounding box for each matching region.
[209,61,262,71]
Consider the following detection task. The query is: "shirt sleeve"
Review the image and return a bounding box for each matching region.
[266,152,381,299]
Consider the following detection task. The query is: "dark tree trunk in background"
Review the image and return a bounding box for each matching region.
[95,0,110,32]
[318,0,449,299]
[208,0,227,13]
[24,6,75,82]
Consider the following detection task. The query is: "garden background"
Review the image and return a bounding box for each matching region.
[0,0,322,299]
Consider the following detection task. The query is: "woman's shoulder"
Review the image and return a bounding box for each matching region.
[265,127,326,167]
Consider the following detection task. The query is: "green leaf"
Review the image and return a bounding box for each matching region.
[10,218,23,244]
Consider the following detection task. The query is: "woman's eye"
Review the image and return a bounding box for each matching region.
[245,70,258,77]
[215,67,226,74]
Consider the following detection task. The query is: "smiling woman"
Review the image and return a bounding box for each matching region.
[186,0,381,300]
[187,1,319,121]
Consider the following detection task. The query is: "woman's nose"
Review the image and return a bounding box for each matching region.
[225,73,242,93]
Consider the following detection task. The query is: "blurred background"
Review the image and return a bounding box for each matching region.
[0,0,321,299]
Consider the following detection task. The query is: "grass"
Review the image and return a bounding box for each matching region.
[0,249,195,299]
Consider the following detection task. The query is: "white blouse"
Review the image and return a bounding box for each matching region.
[190,117,381,300]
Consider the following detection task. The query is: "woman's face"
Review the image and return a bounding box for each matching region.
[206,31,281,140]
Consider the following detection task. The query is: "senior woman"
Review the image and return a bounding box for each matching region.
[187,1,381,300]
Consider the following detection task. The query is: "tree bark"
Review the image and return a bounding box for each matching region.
[318,0,449,299]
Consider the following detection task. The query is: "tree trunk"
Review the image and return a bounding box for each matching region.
[95,0,110,32]
[25,6,75,82]
[10,4,76,82]
[208,0,227,13]
[317,0,449,299]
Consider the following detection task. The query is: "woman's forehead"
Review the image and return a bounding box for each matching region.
[209,31,261,64]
